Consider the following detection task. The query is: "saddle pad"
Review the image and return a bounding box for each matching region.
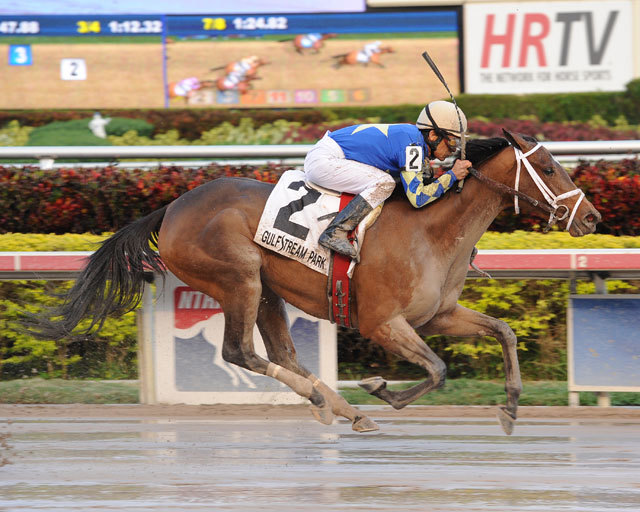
[254,170,339,275]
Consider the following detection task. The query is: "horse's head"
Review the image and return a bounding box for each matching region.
[477,130,601,236]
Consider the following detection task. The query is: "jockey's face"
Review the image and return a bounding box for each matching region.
[429,131,460,160]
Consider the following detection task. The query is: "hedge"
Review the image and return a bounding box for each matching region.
[2,116,637,150]
[1,232,638,381]
[3,230,640,253]
[1,79,639,138]
[2,158,639,235]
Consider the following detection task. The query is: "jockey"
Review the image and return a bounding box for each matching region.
[170,77,202,98]
[304,100,472,259]
[356,40,382,63]
[299,33,323,49]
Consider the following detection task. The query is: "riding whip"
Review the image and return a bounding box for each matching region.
[421,51,467,192]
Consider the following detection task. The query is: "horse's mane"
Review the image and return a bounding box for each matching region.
[465,137,511,167]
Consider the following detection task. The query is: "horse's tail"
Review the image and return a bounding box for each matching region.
[25,206,168,341]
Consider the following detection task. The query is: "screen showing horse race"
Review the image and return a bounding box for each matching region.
[0,9,461,109]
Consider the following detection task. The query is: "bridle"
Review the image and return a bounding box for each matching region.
[467,143,585,232]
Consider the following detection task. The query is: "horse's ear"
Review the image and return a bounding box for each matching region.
[501,129,522,150]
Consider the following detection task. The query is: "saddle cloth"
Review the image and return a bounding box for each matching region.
[254,170,377,276]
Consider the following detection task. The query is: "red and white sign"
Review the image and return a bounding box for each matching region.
[464,1,633,94]
[174,286,222,329]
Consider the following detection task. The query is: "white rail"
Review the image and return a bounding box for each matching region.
[0,140,638,169]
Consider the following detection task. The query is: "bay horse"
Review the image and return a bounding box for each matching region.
[215,74,260,94]
[211,56,269,78]
[30,131,600,434]
[292,33,336,54]
[332,45,394,69]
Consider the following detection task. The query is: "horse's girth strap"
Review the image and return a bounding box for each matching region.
[327,193,355,329]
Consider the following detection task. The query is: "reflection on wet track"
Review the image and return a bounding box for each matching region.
[1,413,639,511]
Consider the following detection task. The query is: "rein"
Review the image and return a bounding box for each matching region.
[468,143,585,232]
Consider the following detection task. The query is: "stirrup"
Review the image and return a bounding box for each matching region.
[319,233,357,259]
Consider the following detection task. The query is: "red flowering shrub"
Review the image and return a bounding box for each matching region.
[0,164,286,234]
[2,159,639,235]
[571,159,640,235]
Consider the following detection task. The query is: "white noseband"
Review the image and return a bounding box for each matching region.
[513,143,585,232]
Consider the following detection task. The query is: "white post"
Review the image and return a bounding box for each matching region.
[596,392,611,407]
[568,391,580,407]
[137,282,156,404]
[593,274,607,294]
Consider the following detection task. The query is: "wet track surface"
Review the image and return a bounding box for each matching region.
[1,407,640,511]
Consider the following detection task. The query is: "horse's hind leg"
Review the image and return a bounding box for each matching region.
[418,304,522,435]
[180,265,330,418]
[256,286,378,432]
[219,279,333,419]
[359,315,448,409]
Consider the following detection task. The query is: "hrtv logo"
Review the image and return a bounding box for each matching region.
[481,10,619,68]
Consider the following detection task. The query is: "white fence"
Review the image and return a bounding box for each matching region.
[0,140,639,169]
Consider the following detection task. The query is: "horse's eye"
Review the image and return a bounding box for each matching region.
[543,167,554,176]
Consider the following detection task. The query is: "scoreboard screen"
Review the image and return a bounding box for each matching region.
[0,10,461,109]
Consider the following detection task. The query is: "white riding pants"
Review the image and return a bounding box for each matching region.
[304,133,396,208]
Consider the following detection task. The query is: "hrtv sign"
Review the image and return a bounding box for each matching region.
[464,1,632,94]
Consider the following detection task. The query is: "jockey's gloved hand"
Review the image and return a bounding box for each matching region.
[421,161,434,184]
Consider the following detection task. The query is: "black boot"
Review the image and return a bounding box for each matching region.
[319,194,374,259]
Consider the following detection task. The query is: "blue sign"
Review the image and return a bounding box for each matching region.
[569,295,640,390]
[8,45,32,66]
[0,15,163,36]
[167,11,457,37]
[0,11,457,37]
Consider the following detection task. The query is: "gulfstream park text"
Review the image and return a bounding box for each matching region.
[261,229,327,271]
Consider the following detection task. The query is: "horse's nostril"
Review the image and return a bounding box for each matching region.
[584,212,601,225]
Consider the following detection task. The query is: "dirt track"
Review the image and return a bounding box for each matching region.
[168,38,459,108]
[2,404,639,512]
[0,43,164,109]
[1,403,638,420]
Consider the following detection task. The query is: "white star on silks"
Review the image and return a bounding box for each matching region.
[351,124,401,137]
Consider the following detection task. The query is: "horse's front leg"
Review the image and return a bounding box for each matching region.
[418,304,522,435]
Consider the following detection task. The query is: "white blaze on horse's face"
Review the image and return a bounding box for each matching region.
[512,143,585,232]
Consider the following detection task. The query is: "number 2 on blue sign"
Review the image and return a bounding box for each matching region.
[9,45,32,66]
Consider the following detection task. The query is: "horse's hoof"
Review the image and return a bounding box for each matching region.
[497,406,516,435]
[309,404,334,425]
[352,415,379,433]
[358,376,386,394]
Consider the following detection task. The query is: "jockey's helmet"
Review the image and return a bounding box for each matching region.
[416,100,467,137]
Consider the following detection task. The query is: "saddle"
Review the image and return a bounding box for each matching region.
[253,169,382,328]
[305,180,382,329]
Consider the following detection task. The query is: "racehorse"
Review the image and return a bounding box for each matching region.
[29,131,600,435]
[215,74,260,94]
[211,56,269,78]
[332,45,394,69]
[291,33,336,54]
[167,78,216,103]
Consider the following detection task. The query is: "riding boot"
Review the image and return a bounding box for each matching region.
[319,194,374,259]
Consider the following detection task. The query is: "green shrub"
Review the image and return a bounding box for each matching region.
[0,120,34,146]
[0,280,137,380]
[105,117,154,137]
[27,119,112,146]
